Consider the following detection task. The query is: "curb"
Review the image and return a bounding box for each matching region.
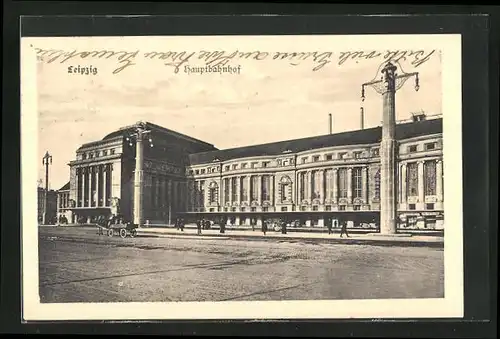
[136,230,444,248]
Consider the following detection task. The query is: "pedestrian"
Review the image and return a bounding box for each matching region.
[340,221,350,238]
[327,221,333,235]
[281,220,287,234]
[262,220,267,235]
[180,218,185,232]
[220,220,226,234]
[251,219,255,232]
[196,219,202,235]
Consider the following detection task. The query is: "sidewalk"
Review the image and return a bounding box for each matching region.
[137,226,444,247]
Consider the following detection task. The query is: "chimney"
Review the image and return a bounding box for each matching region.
[329,113,332,134]
[360,107,365,130]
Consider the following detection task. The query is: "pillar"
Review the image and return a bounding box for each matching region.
[418,160,425,208]
[103,165,108,206]
[247,176,252,204]
[257,175,262,205]
[87,166,92,207]
[133,135,144,226]
[308,171,313,201]
[347,167,353,204]
[401,163,407,206]
[319,169,325,202]
[96,165,101,206]
[236,176,241,205]
[228,177,233,205]
[379,62,398,234]
[332,168,338,204]
[436,159,443,209]
[270,175,275,205]
[362,167,368,203]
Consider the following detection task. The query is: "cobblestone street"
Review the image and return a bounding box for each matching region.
[39,227,444,303]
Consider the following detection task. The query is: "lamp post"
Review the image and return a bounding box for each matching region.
[361,61,420,235]
[125,121,153,227]
[42,151,52,225]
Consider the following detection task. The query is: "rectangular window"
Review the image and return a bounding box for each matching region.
[312,205,318,211]
[110,149,115,155]
[209,208,215,212]
[201,169,205,174]
[301,158,307,164]
[262,175,270,201]
[339,205,346,211]
[251,162,258,169]
[407,162,419,196]
[325,205,332,211]
[224,178,230,202]
[425,142,436,151]
[313,156,320,162]
[409,204,416,210]
[262,207,269,212]
[326,154,333,160]
[251,176,259,201]
[339,152,347,159]
[283,160,289,166]
[408,145,418,153]
[241,176,248,201]
[241,207,246,212]
[232,207,236,212]
[225,165,230,171]
[195,170,199,175]
[354,152,362,159]
[262,161,269,168]
[299,172,306,201]
[232,164,237,170]
[353,167,362,198]
[281,207,288,212]
[301,206,307,211]
[231,177,237,202]
[338,168,348,198]
[372,148,379,157]
[353,205,361,211]
[242,163,247,169]
[426,203,434,210]
[424,161,437,196]
[103,150,108,156]
[251,207,256,212]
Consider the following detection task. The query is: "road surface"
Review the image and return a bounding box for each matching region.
[38,227,444,303]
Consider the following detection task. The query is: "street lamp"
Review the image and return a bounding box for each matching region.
[42,151,52,225]
[361,61,420,235]
[125,121,153,227]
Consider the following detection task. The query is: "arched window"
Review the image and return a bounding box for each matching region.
[280,176,292,202]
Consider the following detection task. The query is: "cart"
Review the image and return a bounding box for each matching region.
[97,217,138,238]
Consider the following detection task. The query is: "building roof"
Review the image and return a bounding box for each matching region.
[78,121,216,151]
[188,118,442,165]
[59,182,70,191]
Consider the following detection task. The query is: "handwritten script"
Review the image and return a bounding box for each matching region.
[34,47,436,74]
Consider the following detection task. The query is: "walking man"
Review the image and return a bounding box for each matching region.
[262,219,268,235]
[340,221,350,238]
[196,219,202,235]
[327,220,333,235]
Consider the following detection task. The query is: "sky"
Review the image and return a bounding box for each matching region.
[27,35,442,191]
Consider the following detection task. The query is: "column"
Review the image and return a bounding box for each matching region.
[319,169,325,202]
[247,176,252,204]
[133,135,144,226]
[418,160,425,206]
[220,178,225,206]
[167,179,172,224]
[332,168,338,204]
[297,172,302,202]
[257,175,262,205]
[96,165,101,206]
[308,171,313,201]
[347,167,353,203]
[362,166,368,203]
[380,62,398,235]
[87,166,92,207]
[401,163,407,205]
[270,175,275,205]
[228,177,233,205]
[436,159,443,203]
[236,176,241,205]
[103,165,108,206]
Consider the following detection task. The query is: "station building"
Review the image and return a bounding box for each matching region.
[67,114,444,230]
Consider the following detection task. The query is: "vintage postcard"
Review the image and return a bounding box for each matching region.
[21,33,463,321]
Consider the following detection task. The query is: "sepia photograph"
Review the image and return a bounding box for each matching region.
[21,32,464,321]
